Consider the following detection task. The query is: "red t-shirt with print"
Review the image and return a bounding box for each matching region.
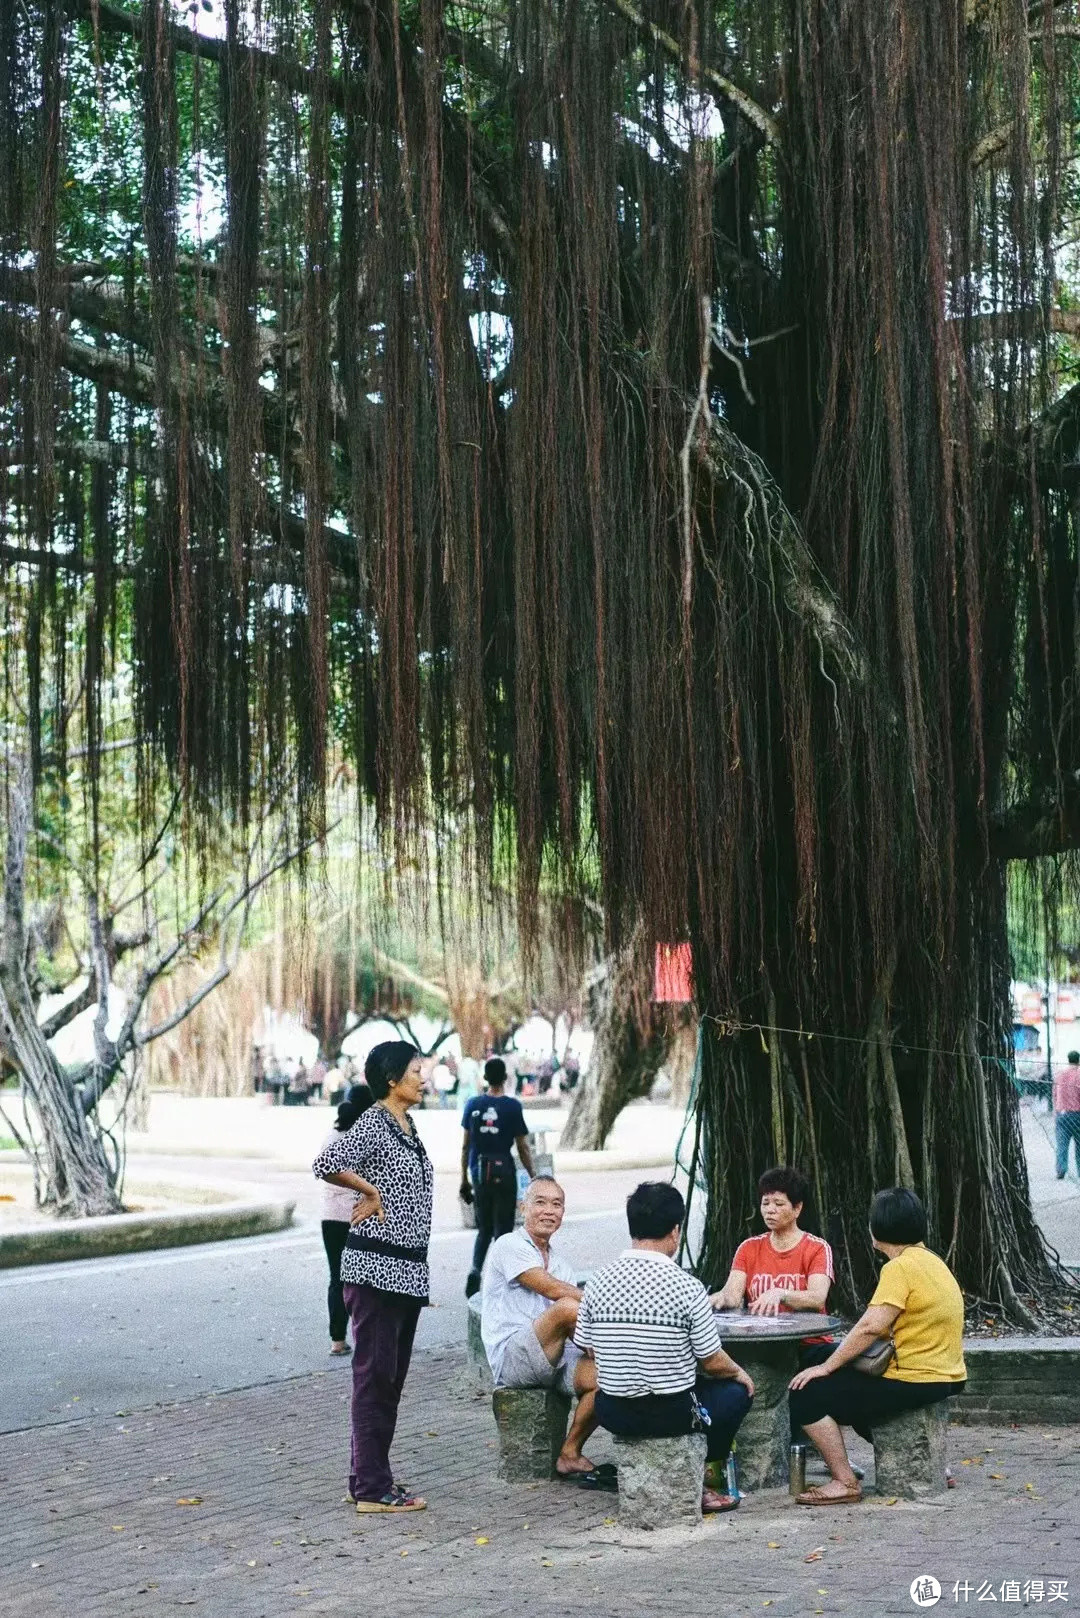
[732,1231,834,1344]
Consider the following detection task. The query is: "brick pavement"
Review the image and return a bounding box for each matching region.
[2,1349,1077,1618]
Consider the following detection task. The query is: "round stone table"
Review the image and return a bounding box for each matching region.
[710,1310,848,1491]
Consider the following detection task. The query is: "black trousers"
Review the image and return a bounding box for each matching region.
[321,1220,350,1342]
[596,1377,752,1466]
[789,1368,962,1443]
[469,1165,518,1277]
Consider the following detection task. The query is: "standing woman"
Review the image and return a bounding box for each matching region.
[313,1042,432,1513]
[318,1083,374,1355]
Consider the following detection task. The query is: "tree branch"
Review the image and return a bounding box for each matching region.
[65,0,349,108]
[990,790,1080,859]
[599,0,779,146]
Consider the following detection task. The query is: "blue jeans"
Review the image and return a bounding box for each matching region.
[1056,1112,1080,1177]
[595,1376,752,1465]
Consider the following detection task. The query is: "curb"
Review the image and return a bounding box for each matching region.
[0,1199,296,1269]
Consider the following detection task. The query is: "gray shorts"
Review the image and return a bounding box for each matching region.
[496,1323,581,1396]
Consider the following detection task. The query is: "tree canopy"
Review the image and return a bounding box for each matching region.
[5,0,1080,1308]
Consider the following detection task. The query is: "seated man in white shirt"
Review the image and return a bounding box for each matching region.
[481,1175,599,1476]
[575,1180,755,1513]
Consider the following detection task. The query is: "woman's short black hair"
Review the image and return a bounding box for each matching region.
[869,1187,928,1246]
[336,1082,373,1132]
[364,1041,420,1101]
[757,1165,810,1209]
[626,1180,685,1241]
[484,1057,507,1089]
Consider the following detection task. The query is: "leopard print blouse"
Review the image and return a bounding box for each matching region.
[313,1104,433,1302]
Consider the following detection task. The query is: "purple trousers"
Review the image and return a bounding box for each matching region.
[343,1282,421,1502]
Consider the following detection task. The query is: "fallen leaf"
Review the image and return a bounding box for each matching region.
[541,1559,554,1568]
[1025,1482,1035,1490]
[804,1549,824,1562]
[246,1560,257,1568]
[111,1525,124,1532]
[883,1496,898,1506]
[988,1473,1005,1480]
[602,1516,616,1527]
[475,1536,489,1546]
[425,1430,439,1437]
[817,1590,828,1596]
[175,1497,203,1506]
[400,1550,408,1558]
[767,1541,781,1549]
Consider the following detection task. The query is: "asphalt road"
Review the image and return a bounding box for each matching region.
[0,1177,638,1436]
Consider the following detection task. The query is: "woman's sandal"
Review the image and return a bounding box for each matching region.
[795,1483,863,1506]
[355,1484,427,1514]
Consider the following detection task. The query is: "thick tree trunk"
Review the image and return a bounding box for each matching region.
[560,937,669,1151]
[690,866,1050,1321]
[0,768,120,1215]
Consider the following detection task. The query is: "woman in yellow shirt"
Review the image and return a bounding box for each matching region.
[787,1187,966,1505]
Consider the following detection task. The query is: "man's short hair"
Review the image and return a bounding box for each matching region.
[1069,1050,1080,1065]
[869,1187,928,1247]
[525,1173,564,1200]
[757,1165,810,1208]
[484,1057,507,1088]
[626,1180,685,1240]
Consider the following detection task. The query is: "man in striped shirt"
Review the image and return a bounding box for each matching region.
[574,1181,755,1513]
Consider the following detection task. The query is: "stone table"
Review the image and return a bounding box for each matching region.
[711,1309,847,1492]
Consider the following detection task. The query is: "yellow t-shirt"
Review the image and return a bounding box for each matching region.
[869,1244,966,1384]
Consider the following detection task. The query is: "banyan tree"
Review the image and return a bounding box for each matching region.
[4,0,1080,1311]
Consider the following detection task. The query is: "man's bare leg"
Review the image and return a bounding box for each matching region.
[532,1300,598,1476]
[557,1355,599,1474]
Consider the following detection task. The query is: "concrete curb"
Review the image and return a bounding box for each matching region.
[68,1146,679,1175]
[0,1199,295,1269]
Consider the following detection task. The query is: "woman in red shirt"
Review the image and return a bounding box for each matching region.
[710,1166,834,1320]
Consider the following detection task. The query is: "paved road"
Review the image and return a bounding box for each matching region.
[0,1166,643,1435]
[4,1351,1077,1618]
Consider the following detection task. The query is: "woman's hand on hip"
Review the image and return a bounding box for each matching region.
[350,1188,385,1225]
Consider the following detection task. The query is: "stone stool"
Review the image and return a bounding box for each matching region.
[463,1294,494,1395]
[873,1402,949,1498]
[612,1433,707,1529]
[491,1386,571,1481]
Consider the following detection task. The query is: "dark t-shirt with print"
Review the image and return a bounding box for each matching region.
[462,1093,527,1173]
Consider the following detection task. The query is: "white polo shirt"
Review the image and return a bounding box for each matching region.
[480,1228,577,1382]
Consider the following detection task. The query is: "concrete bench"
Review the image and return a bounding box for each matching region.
[873,1401,949,1498]
[612,1433,707,1529]
[491,1386,571,1481]
[461,1293,494,1395]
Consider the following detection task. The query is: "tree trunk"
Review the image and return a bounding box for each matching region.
[0,769,120,1216]
[560,936,669,1150]
[690,864,1049,1320]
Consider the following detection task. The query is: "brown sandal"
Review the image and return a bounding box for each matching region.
[795,1483,862,1506]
